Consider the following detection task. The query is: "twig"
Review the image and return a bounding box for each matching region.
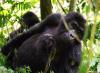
[57,0,66,14]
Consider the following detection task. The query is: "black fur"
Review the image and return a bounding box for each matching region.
[2,11,40,65]
[9,11,40,39]
[2,12,86,73]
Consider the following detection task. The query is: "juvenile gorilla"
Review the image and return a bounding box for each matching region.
[2,12,86,73]
[9,11,40,39]
[2,11,40,53]
[2,11,40,65]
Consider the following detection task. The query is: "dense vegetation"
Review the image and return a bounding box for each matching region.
[0,0,100,73]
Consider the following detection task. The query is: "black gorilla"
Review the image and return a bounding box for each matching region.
[3,11,40,65]
[1,13,61,56]
[9,11,40,39]
[1,12,86,73]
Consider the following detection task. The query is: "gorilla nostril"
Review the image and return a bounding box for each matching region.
[71,34,74,37]
[69,33,75,40]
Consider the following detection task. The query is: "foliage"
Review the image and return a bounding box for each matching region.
[0,66,14,73]
[0,0,100,73]
[0,0,40,46]
[15,66,31,73]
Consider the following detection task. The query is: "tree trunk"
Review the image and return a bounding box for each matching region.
[40,0,52,20]
[69,0,76,12]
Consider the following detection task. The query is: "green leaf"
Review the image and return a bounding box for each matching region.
[79,61,89,73]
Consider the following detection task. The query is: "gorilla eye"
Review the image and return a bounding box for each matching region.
[70,60,76,67]
[71,21,79,30]
[72,21,78,25]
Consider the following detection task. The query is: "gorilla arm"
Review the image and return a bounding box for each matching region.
[1,23,44,55]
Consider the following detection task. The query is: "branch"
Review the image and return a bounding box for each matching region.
[69,0,76,12]
[57,0,66,14]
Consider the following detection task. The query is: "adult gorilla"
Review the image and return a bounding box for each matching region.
[2,12,86,73]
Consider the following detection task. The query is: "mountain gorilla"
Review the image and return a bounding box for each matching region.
[3,11,40,65]
[1,12,86,73]
[9,11,40,39]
